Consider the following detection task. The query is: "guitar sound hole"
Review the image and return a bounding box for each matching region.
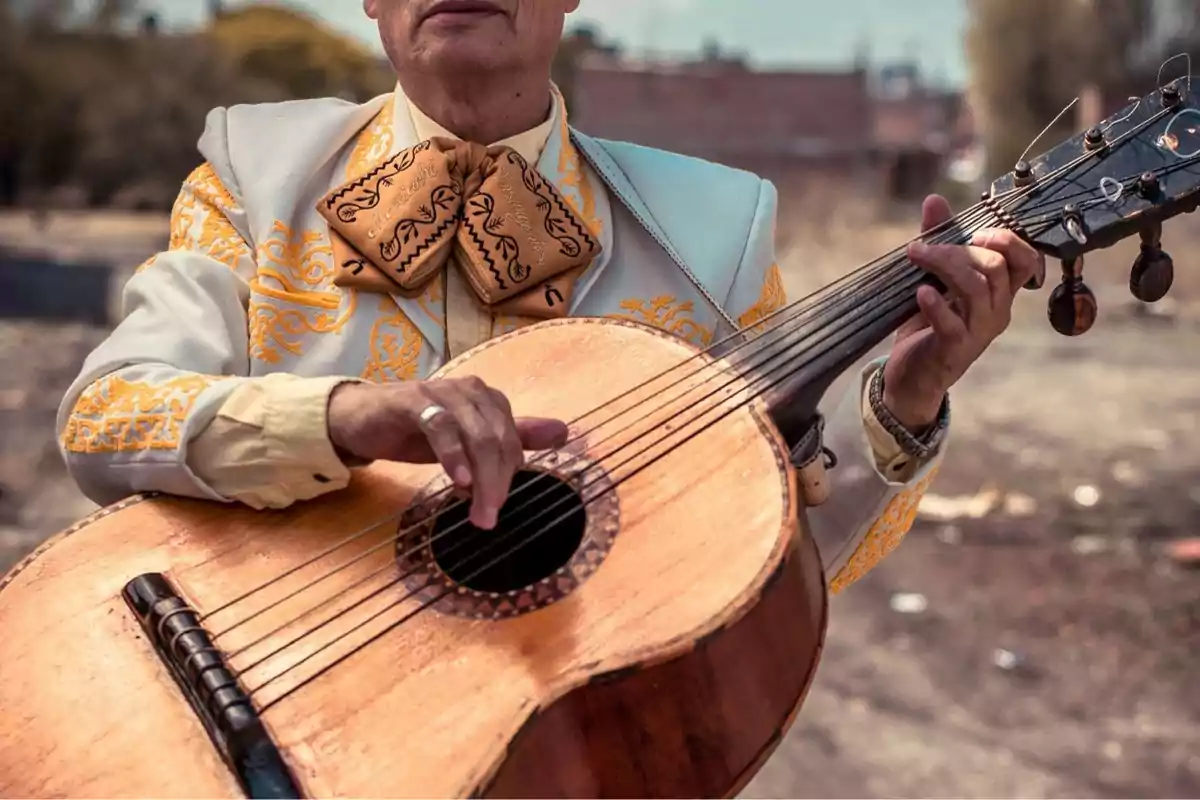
[430,469,586,594]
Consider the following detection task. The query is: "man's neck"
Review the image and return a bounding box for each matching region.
[399,72,553,145]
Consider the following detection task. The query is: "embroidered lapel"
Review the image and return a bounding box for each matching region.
[535,92,614,314]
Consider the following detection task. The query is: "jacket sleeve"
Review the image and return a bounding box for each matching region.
[721,178,949,594]
[57,111,355,508]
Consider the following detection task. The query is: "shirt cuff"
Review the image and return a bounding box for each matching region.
[187,374,364,510]
[859,364,947,483]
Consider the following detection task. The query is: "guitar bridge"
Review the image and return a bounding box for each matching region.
[122,574,303,799]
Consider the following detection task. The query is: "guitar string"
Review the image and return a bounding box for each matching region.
[989,149,1200,222]
[238,206,1011,694]
[247,262,941,710]
[216,166,1084,637]
[222,225,953,666]
[198,200,990,625]
[210,202,1001,644]
[208,85,1182,623]
[217,232,945,656]
[200,201,999,630]
[238,141,1200,652]
[214,166,1079,644]
[213,97,1180,662]
[245,142,1197,708]
[242,138,1200,697]
[219,106,1183,633]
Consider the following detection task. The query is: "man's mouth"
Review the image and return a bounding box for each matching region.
[421,0,505,24]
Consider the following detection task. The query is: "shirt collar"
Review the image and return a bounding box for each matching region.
[395,83,560,165]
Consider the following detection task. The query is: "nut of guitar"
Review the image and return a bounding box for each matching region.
[0,317,828,799]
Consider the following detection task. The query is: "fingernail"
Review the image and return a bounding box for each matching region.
[474,509,497,530]
[453,466,472,486]
[910,241,929,256]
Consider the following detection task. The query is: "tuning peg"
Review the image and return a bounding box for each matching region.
[1047,256,1098,336]
[1129,222,1174,303]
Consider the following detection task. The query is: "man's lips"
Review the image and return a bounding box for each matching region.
[421,0,505,23]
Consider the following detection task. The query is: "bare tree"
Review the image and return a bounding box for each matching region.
[966,0,1155,177]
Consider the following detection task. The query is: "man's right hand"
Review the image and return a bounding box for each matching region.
[327,378,569,530]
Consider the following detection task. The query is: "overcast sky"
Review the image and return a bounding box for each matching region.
[144,0,969,84]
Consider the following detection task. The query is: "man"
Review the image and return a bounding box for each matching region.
[56,0,1042,594]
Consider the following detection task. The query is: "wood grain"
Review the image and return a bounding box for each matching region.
[0,317,827,798]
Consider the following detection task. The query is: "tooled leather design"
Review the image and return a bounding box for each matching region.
[507,150,597,260]
[323,141,432,219]
[377,183,461,277]
[461,193,513,290]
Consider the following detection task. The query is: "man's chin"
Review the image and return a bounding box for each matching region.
[415,40,513,75]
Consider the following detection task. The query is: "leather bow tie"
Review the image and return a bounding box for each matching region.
[317,136,601,319]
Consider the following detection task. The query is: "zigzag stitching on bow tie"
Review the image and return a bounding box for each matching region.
[460,214,506,292]
[554,195,598,253]
[384,213,459,277]
[504,150,598,257]
[325,160,397,209]
[324,141,431,209]
[532,178,599,257]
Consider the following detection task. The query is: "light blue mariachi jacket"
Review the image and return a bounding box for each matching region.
[56,90,946,591]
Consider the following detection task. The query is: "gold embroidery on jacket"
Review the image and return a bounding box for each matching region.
[66,167,246,455]
[415,274,445,325]
[829,468,940,595]
[490,315,533,337]
[361,295,424,383]
[137,163,249,274]
[737,263,787,332]
[612,263,787,345]
[556,95,604,241]
[61,375,228,454]
[347,100,396,180]
[241,102,394,367]
[612,296,715,347]
[248,221,358,364]
[245,99,437,377]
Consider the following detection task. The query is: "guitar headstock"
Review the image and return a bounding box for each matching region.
[985,73,1200,335]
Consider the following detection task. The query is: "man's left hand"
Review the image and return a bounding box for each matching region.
[883,194,1046,430]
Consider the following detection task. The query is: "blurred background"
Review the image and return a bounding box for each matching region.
[2,0,1199,796]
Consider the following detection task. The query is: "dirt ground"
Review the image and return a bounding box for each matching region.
[2,211,1198,798]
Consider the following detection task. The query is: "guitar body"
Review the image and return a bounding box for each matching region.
[0,317,828,799]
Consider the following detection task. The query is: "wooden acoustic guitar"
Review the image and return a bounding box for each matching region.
[2,72,1199,799]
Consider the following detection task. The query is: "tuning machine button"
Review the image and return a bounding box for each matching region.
[1129,221,1174,303]
[1048,255,1097,336]
[1136,171,1161,200]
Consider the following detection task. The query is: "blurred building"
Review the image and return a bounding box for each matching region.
[566,43,976,210]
